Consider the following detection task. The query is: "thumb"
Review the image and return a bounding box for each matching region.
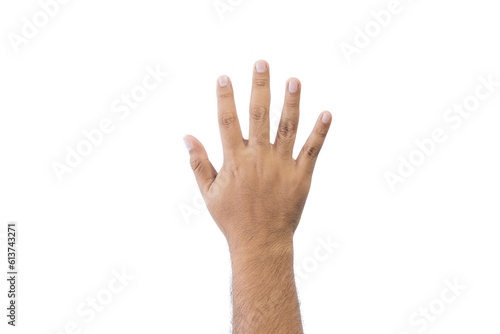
[184,135,217,195]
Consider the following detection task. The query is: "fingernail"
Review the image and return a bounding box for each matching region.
[183,137,193,151]
[288,79,298,93]
[255,60,267,73]
[321,112,331,124]
[218,75,229,87]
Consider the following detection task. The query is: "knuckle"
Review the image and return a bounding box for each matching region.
[278,120,296,139]
[217,91,233,100]
[190,158,204,173]
[219,113,236,126]
[304,145,320,160]
[250,105,268,121]
[285,100,299,109]
[314,127,328,138]
[254,78,269,87]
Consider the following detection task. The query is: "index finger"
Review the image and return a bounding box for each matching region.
[297,111,332,175]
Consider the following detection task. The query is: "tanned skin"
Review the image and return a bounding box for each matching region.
[184,60,332,333]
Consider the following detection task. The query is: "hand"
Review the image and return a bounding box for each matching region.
[184,60,332,251]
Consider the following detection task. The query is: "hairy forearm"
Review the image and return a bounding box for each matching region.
[230,232,303,334]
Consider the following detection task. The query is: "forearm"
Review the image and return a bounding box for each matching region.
[230,233,303,334]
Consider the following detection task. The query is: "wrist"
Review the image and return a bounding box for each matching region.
[228,229,294,262]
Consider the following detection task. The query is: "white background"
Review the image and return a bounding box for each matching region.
[1,0,499,333]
